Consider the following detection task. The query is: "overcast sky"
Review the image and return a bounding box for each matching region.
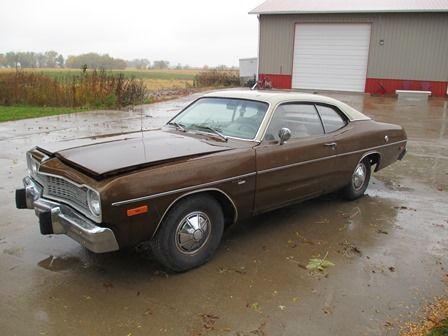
[0,0,263,67]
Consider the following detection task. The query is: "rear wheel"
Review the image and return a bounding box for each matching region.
[342,158,371,200]
[150,194,224,272]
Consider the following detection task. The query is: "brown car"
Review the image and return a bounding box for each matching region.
[15,90,407,271]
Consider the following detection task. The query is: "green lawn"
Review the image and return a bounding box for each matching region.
[0,105,87,122]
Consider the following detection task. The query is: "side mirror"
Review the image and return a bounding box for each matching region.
[278,127,291,145]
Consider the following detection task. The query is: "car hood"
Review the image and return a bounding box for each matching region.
[37,130,232,179]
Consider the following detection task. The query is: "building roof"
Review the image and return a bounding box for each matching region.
[249,0,448,15]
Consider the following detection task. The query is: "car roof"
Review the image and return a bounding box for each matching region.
[203,89,370,121]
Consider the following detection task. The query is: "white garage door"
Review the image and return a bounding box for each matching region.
[292,23,371,92]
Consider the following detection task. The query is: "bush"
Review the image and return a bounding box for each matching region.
[194,70,240,87]
[0,69,148,108]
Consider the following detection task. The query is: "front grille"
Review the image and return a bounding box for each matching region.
[41,174,89,213]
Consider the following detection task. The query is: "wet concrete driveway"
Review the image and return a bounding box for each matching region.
[0,92,447,335]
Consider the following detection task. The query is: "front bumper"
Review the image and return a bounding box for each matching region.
[16,176,119,253]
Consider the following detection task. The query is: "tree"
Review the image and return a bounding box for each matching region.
[56,54,64,68]
[36,53,47,67]
[5,52,18,68]
[65,53,126,69]
[45,51,58,68]
[128,58,150,69]
[152,60,170,69]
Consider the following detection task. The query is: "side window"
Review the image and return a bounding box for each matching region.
[316,105,347,133]
[265,103,324,141]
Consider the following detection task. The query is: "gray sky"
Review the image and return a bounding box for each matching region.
[0,0,263,67]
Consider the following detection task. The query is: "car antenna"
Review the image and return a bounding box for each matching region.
[139,105,147,160]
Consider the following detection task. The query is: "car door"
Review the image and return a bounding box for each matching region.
[314,103,354,190]
[254,102,343,213]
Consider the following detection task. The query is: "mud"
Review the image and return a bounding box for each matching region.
[0,91,447,335]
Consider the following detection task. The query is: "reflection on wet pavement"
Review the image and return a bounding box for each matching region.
[0,91,447,335]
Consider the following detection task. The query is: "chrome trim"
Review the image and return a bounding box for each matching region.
[257,100,355,142]
[112,140,404,208]
[359,150,382,171]
[352,162,367,191]
[258,140,405,175]
[22,177,118,253]
[152,187,239,238]
[37,171,102,223]
[175,211,211,254]
[111,172,255,207]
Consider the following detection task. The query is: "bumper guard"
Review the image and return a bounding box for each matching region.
[16,176,119,253]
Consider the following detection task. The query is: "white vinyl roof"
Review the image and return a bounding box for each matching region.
[203,90,370,121]
[250,0,448,14]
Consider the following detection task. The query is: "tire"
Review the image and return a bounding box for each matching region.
[342,158,371,200]
[150,194,224,272]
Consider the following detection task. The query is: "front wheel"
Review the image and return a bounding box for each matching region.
[342,158,371,200]
[150,194,224,272]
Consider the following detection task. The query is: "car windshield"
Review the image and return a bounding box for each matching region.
[169,97,269,140]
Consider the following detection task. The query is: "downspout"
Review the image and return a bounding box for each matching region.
[256,14,260,81]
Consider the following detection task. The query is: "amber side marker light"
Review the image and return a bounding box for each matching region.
[127,205,149,217]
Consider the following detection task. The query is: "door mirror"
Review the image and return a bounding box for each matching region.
[278,127,291,145]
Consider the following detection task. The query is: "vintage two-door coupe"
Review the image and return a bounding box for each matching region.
[16,90,407,271]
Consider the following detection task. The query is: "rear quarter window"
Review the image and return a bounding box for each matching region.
[316,105,347,133]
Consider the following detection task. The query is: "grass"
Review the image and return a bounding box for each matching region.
[0,68,201,93]
[0,105,87,122]
[427,320,448,336]
[400,297,448,336]
[0,68,238,121]
[0,68,199,81]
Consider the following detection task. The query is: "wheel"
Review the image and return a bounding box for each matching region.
[150,194,224,272]
[342,158,371,200]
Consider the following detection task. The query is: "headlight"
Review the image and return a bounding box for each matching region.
[87,189,101,217]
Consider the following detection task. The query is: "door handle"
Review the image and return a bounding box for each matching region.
[324,142,337,150]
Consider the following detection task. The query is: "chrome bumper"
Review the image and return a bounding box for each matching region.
[16,176,119,253]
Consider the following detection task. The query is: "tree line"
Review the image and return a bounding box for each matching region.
[0,51,175,70]
[0,51,64,68]
[0,51,239,71]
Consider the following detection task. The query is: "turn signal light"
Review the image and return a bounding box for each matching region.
[127,205,148,217]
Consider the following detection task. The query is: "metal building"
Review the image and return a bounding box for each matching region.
[250,0,448,96]
[239,57,258,84]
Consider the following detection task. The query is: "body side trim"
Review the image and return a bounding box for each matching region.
[151,188,239,238]
[257,140,404,175]
[111,172,257,206]
[111,140,405,207]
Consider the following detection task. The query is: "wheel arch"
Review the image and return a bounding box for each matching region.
[359,151,381,172]
[152,188,238,238]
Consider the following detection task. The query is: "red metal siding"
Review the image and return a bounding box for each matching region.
[259,74,292,89]
[259,73,448,97]
[365,78,448,97]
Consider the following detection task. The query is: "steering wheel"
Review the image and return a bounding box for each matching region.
[237,124,257,134]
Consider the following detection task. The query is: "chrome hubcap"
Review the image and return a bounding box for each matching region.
[352,163,367,191]
[175,211,210,254]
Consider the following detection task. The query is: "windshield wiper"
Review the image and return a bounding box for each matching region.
[191,124,228,142]
[167,121,186,132]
